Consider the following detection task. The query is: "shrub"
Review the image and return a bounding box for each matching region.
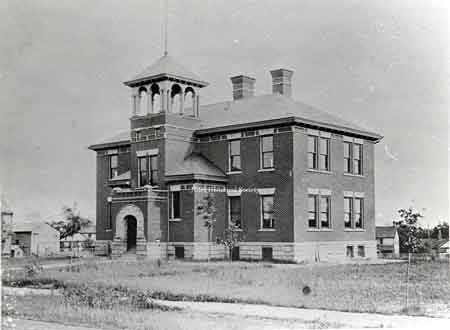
[24,260,43,277]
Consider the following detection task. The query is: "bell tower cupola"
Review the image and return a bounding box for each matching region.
[124,55,208,118]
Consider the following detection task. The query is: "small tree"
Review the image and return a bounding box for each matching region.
[393,207,423,313]
[197,193,217,262]
[49,204,92,240]
[217,222,244,261]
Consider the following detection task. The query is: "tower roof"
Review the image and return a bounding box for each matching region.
[124,54,208,87]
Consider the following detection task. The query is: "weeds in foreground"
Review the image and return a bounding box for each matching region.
[10,295,344,330]
[3,260,449,316]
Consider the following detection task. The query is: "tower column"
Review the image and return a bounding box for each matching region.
[161,89,167,113]
[146,87,151,115]
[131,94,138,116]
[179,91,184,114]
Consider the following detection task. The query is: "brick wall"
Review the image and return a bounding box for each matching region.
[292,127,376,243]
[196,130,295,243]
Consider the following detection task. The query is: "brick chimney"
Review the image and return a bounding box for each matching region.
[230,75,255,100]
[270,69,294,97]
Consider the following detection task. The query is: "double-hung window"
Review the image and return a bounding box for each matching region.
[354,198,363,228]
[308,195,318,228]
[260,135,274,169]
[170,191,181,220]
[109,154,118,179]
[138,155,158,186]
[308,136,330,171]
[261,194,274,229]
[229,139,241,172]
[344,140,363,175]
[344,196,364,229]
[308,193,331,229]
[106,199,112,230]
[353,144,362,175]
[229,196,242,229]
[344,197,353,228]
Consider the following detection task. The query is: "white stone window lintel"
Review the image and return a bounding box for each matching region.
[136,148,159,157]
[257,188,276,195]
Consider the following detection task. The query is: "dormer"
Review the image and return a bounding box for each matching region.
[124,54,208,118]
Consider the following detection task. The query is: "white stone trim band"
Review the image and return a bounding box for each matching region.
[136,148,159,157]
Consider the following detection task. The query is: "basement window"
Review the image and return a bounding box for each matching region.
[262,247,273,261]
[357,245,365,257]
[346,245,354,258]
[175,246,185,259]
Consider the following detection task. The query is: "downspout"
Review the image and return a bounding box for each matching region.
[166,189,170,260]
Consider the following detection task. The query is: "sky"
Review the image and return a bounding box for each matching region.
[0,0,448,227]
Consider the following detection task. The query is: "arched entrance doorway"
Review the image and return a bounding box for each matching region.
[113,204,146,257]
[125,215,137,251]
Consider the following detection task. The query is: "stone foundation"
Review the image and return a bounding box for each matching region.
[94,240,110,256]
[147,242,168,260]
[239,240,377,262]
[111,239,126,259]
[98,239,377,263]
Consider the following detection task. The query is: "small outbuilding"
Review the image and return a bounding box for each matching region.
[12,222,60,257]
[420,238,449,258]
[376,226,400,257]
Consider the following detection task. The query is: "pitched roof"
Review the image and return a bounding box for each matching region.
[124,54,208,87]
[12,221,56,233]
[165,153,227,182]
[89,93,382,149]
[197,94,381,140]
[420,238,449,250]
[376,226,397,238]
[89,131,130,150]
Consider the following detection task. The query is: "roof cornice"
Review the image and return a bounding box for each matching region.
[164,174,228,183]
[195,116,383,142]
[124,73,208,88]
[88,139,130,151]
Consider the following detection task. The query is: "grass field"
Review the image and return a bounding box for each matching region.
[3,259,449,316]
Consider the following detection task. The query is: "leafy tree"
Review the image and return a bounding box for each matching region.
[393,207,422,254]
[393,207,423,313]
[217,222,244,261]
[197,193,217,261]
[49,204,91,239]
[431,222,448,240]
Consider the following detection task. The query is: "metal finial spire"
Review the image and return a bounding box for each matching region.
[163,0,168,56]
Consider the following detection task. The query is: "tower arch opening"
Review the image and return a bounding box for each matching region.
[184,87,196,116]
[138,87,148,115]
[170,84,182,113]
[151,84,161,113]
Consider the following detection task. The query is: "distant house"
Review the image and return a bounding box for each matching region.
[11,222,60,257]
[1,196,14,258]
[420,238,449,257]
[60,222,96,256]
[79,222,96,241]
[376,226,399,257]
